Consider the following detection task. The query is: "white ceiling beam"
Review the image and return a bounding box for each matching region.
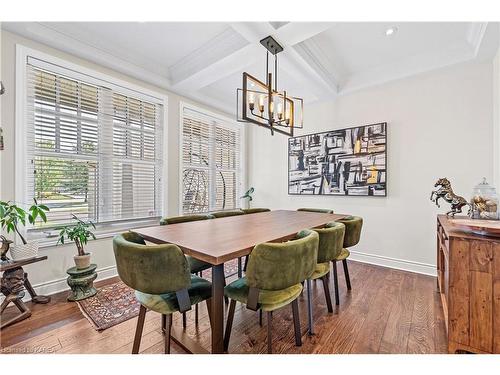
[230,22,338,98]
[169,27,249,85]
[171,43,262,92]
[293,38,340,92]
[273,22,334,46]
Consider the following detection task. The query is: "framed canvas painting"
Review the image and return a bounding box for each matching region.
[288,122,387,196]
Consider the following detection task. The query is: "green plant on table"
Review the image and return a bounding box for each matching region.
[57,215,96,256]
[0,198,50,244]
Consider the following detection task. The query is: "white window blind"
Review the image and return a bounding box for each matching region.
[25,58,164,234]
[181,106,243,214]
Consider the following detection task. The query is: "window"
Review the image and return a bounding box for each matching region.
[20,50,166,239]
[180,104,244,214]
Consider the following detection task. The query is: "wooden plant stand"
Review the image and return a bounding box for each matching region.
[1,256,51,329]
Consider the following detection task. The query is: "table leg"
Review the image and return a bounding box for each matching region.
[211,264,225,353]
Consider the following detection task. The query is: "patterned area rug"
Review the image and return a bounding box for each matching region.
[77,259,240,331]
[77,281,140,331]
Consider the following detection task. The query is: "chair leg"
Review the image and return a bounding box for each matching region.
[132,305,147,354]
[206,298,213,328]
[321,275,333,313]
[161,314,166,333]
[238,257,243,278]
[243,255,249,272]
[267,311,273,354]
[332,261,340,306]
[164,314,172,354]
[223,277,229,304]
[223,299,236,352]
[342,259,352,290]
[306,279,314,336]
[182,312,187,328]
[259,309,263,326]
[291,299,302,347]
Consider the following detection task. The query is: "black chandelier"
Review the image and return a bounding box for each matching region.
[237,36,303,137]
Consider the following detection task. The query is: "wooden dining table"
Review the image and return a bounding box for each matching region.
[133,209,349,354]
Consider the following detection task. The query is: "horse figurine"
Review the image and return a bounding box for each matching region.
[430,178,471,217]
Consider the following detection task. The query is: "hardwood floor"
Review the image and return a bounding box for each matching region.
[0,261,448,354]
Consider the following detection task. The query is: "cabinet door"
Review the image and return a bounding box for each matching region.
[448,239,470,346]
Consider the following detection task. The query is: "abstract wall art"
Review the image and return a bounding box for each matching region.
[288,123,387,196]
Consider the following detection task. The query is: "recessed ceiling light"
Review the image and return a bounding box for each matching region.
[385,27,398,36]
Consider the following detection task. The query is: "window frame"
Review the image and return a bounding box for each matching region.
[15,44,168,247]
[178,101,246,215]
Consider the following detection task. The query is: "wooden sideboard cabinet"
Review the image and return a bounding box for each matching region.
[437,214,500,353]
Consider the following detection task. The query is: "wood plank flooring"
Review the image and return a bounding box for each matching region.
[0,261,448,354]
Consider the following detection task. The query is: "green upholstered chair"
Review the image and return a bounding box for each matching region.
[223,229,319,354]
[160,213,218,327]
[211,209,245,218]
[112,232,212,354]
[305,222,346,333]
[297,208,334,214]
[333,216,363,299]
[241,208,271,214]
[160,214,213,274]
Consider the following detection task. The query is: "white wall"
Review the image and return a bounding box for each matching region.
[0,30,235,296]
[494,49,500,190]
[249,61,494,275]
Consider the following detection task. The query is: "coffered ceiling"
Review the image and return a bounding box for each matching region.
[3,22,499,115]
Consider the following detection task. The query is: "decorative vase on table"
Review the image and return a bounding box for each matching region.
[470,178,499,220]
[9,241,39,260]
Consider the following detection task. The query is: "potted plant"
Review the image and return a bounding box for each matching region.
[240,187,255,209]
[0,199,50,260]
[57,215,96,269]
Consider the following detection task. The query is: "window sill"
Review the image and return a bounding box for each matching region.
[28,219,161,249]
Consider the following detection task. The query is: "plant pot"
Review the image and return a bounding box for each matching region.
[74,252,92,269]
[9,241,39,260]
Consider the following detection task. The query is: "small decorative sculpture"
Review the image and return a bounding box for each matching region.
[430,177,471,217]
[0,235,12,261]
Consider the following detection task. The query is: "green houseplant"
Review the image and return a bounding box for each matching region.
[0,199,50,259]
[240,187,255,209]
[57,215,96,269]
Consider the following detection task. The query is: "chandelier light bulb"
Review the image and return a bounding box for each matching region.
[248,92,255,111]
[258,95,265,113]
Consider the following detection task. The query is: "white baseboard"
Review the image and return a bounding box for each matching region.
[1,265,118,303]
[349,250,437,277]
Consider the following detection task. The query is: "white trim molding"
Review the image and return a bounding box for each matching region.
[349,250,437,277]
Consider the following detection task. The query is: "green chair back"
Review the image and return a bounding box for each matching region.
[336,216,363,248]
[314,222,345,263]
[297,208,334,214]
[211,210,245,218]
[160,213,213,225]
[242,208,271,214]
[246,230,318,291]
[113,232,190,295]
